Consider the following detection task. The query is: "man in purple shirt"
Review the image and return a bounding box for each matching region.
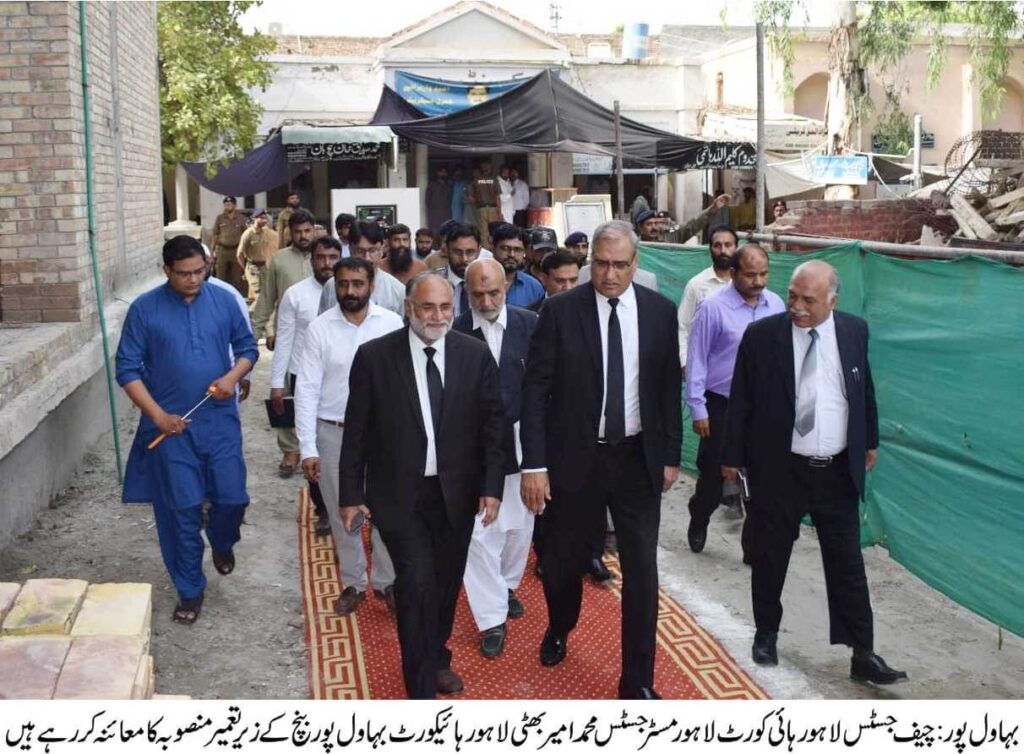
[685,244,784,556]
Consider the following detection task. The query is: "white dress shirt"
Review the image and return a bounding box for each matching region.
[409,328,446,477]
[790,313,849,456]
[677,265,731,366]
[471,305,506,363]
[270,276,325,389]
[294,303,403,460]
[596,284,641,439]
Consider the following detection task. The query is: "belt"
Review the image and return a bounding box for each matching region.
[318,418,344,427]
[217,242,239,249]
[791,450,847,468]
[246,259,267,267]
[597,433,643,447]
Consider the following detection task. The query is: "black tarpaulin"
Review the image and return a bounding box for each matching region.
[369,86,427,125]
[182,133,309,196]
[378,70,755,170]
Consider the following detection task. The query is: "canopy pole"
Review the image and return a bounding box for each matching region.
[755,22,766,232]
[614,100,626,220]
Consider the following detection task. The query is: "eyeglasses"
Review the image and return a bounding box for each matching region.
[170,267,207,279]
[410,302,454,315]
[591,257,635,272]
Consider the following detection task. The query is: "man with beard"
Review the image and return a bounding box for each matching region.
[677,225,738,377]
[269,237,341,534]
[277,191,303,249]
[296,256,403,615]
[415,227,435,260]
[564,232,589,264]
[318,221,405,318]
[455,259,538,658]
[442,223,482,319]
[252,208,318,478]
[339,272,505,698]
[490,223,543,308]
[685,244,784,556]
[381,223,427,284]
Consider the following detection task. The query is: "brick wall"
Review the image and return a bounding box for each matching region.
[773,198,958,245]
[0,1,162,324]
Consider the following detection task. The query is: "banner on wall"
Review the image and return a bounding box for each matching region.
[394,71,525,116]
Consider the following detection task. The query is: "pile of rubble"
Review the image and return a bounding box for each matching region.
[924,184,1024,245]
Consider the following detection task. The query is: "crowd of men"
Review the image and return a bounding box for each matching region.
[114,188,906,700]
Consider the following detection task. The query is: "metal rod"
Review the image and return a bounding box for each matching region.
[912,114,923,190]
[755,22,766,232]
[614,100,626,220]
[641,232,1024,264]
[79,1,124,482]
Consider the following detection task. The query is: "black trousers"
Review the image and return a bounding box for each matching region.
[689,391,729,528]
[542,438,660,693]
[750,452,874,650]
[374,477,473,699]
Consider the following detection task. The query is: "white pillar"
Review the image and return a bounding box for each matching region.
[415,143,428,224]
[255,191,268,210]
[165,163,201,239]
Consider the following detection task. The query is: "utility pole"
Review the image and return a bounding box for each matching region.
[755,22,766,231]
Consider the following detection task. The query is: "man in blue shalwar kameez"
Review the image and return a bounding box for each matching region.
[116,235,258,624]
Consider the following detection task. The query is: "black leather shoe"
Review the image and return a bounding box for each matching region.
[539,629,567,666]
[480,623,507,658]
[752,631,778,665]
[436,668,464,694]
[618,683,661,700]
[851,652,908,685]
[587,557,612,582]
[507,589,524,619]
[687,519,707,553]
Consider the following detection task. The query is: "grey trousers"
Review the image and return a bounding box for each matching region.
[316,421,395,591]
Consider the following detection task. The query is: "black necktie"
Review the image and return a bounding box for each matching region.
[423,346,444,438]
[604,297,625,445]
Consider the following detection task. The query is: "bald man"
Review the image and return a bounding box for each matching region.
[454,259,538,659]
[722,260,906,685]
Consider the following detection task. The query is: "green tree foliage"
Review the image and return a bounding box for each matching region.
[157,1,276,170]
[757,1,1022,121]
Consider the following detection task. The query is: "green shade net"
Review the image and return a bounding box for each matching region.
[639,242,1024,638]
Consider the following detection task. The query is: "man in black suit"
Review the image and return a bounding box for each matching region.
[339,272,506,699]
[521,219,682,700]
[722,259,906,685]
[454,258,538,658]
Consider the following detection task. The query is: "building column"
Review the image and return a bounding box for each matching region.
[414,142,428,225]
[164,164,201,239]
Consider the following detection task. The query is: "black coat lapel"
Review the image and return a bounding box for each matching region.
[580,287,603,381]
[776,315,796,406]
[833,312,855,397]
[440,334,464,433]
[397,328,426,438]
[635,287,654,405]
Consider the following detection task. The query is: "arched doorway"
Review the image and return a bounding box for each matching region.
[794,73,829,121]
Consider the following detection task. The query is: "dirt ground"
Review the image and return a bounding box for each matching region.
[0,344,1020,699]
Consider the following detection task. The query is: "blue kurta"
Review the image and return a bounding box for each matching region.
[116,281,258,507]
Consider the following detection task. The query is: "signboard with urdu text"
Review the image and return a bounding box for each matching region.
[810,155,869,185]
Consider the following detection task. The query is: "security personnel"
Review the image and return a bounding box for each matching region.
[236,208,279,308]
[467,162,500,248]
[211,196,249,296]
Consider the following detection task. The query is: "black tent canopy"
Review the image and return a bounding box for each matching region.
[369,70,755,170]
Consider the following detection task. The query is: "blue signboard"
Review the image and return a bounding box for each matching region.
[394,71,524,116]
[810,155,869,185]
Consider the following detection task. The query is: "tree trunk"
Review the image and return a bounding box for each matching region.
[824,0,860,155]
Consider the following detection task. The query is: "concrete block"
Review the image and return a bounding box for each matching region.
[53,635,145,700]
[0,635,71,699]
[131,654,153,700]
[71,582,151,648]
[0,583,20,624]
[1,578,86,635]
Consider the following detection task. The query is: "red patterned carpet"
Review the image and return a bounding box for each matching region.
[297,490,767,700]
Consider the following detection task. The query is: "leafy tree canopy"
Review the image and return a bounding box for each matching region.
[157,1,276,170]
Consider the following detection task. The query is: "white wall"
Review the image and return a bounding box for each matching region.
[330,188,423,231]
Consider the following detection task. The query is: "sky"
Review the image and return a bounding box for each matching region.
[241,0,836,37]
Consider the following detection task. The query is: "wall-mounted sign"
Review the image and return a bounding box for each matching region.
[356,204,397,226]
[682,142,758,170]
[394,71,524,116]
[286,142,382,163]
[810,155,869,185]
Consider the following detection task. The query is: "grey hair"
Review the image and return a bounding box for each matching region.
[591,219,638,253]
[791,260,840,300]
[405,269,455,299]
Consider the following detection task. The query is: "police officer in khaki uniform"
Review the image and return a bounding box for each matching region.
[211,196,249,296]
[466,162,500,248]
[235,208,279,309]
[276,191,302,250]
